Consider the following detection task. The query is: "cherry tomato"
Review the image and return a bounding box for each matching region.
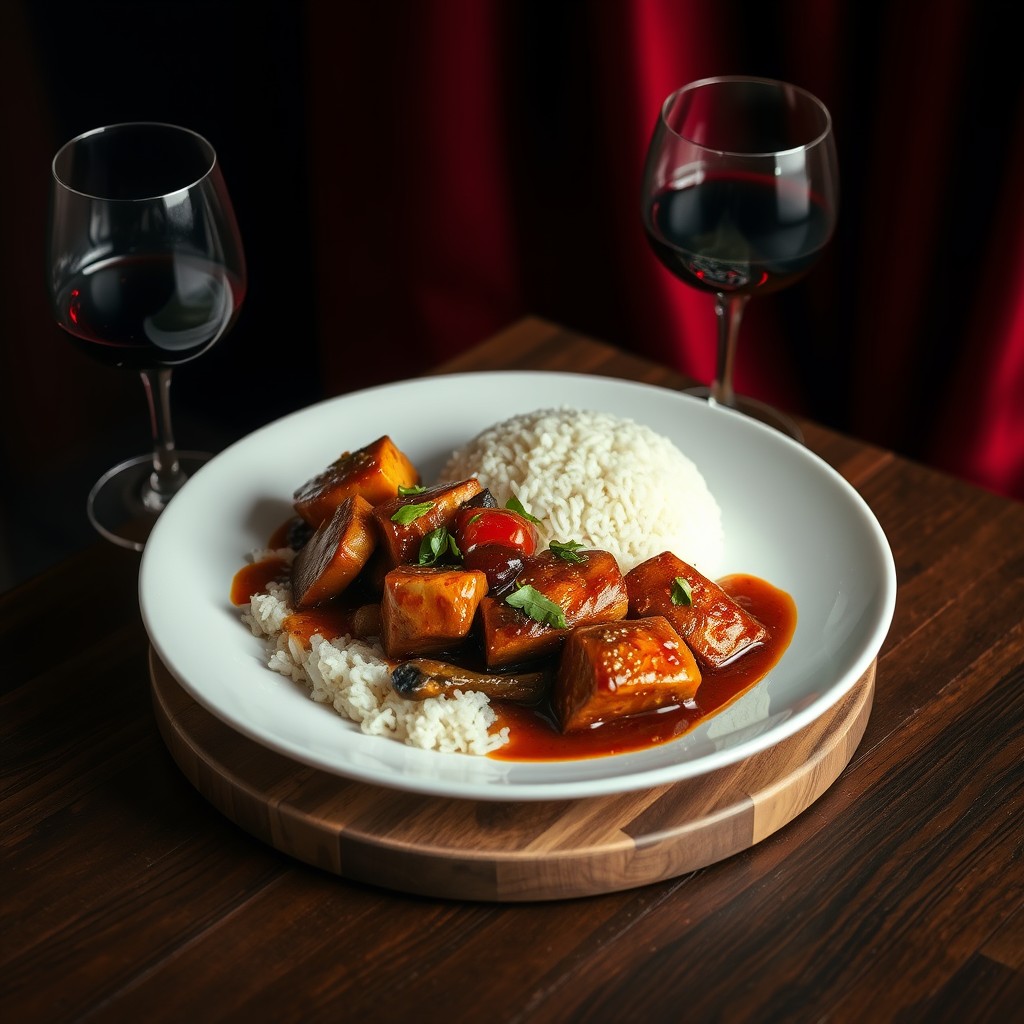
[454,506,538,557]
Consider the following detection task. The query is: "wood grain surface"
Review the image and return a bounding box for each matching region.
[150,651,875,901]
[2,317,1022,1023]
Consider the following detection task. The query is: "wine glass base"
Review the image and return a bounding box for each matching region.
[684,386,805,443]
[87,451,214,553]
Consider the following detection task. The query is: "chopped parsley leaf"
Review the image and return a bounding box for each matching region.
[549,539,586,564]
[391,501,435,525]
[505,584,568,629]
[417,527,461,566]
[505,495,542,524]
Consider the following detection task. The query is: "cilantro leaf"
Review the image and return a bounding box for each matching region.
[549,539,586,564]
[417,527,461,566]
[505,495,542,525]
[397,484,426,496]
[671,577,693,606]
[391,501,435,525]
[505,584,568,629]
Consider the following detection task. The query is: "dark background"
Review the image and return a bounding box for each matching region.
[1,0,1021,591]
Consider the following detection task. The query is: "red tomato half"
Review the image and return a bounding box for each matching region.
[454,507,538,557]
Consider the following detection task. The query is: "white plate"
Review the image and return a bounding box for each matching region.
[140,371,896,802]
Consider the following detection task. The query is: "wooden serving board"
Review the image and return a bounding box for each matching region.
[150,649,874,902]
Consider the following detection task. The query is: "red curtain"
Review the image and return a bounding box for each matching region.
[4,1,1020,507]
[306,0,1024,502]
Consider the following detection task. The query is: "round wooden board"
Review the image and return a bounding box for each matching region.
[150,649,874,902]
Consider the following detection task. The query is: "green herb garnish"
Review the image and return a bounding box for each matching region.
[505,495,542,524]
[549,539,586,564]
[671,577,694,606]
[391,501,435,525]
[417,527,461,566]
[505,584,568,629]
[397,484,426,496]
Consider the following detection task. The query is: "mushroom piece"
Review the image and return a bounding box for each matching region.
[391,658,552,704]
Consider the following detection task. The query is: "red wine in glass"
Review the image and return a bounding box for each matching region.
[54,252,244,369]
[47,122,247,551]
[646,172,834,297]
[640,77,839,439]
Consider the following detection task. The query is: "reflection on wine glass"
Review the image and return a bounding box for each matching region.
[48,122,246,551]
[641,76,839,440]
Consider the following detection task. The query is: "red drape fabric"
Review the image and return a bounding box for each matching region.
[4,0,1020,505]
[307,2,524,394]
[305,0,1023,502]
[931,109,1024,499]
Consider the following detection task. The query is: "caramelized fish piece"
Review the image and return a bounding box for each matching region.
[381,564,488,659]
[479,548,628,668]
[281,603,381,646]
[553,616,702,733]
[372,478,482,568]
[391,659,551,703]
[625,551,767,669]
[291,495,377,608]
[293,435,420,527]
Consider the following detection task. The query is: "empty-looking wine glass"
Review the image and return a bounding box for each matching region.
[641,76,839,439]
[48,122,246,550]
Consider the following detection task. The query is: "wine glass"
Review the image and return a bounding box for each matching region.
[641,76,839,439]
[47,122,246,551]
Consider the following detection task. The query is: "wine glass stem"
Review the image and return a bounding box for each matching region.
[711,292,750,410]
[139,367,187,511]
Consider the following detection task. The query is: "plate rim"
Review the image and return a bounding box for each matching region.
[140,369,898,802]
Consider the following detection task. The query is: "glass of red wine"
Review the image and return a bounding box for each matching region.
[641,76,839,439]
[48,122,246,551]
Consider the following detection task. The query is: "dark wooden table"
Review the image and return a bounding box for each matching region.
[3,317,1022,1022]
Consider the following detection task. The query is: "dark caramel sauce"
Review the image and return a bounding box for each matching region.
[491,574,796,761]
[233,537,796,764]
[230,556,290,606]
[279,607,366,645]
[267,519,294,550]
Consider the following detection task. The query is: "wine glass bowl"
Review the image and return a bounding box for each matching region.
[641,76,839,438]
[48,122,246,550]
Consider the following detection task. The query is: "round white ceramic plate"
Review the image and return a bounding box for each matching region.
[140,371,896,802]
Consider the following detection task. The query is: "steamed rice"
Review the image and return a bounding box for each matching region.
[241,406,724,755]
[440,408,724,576]
[243,568,509,755]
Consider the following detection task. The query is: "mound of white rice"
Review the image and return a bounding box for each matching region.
[242,567,509,755]
[241,406,724,756]
[440,407,724,576]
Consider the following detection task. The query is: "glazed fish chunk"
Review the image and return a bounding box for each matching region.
[372,478,483,568]
[479,548,628,668]
[554,616,702,732]
[293,435,420,527]
[625,551,767,669]
[381,564,488,659]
